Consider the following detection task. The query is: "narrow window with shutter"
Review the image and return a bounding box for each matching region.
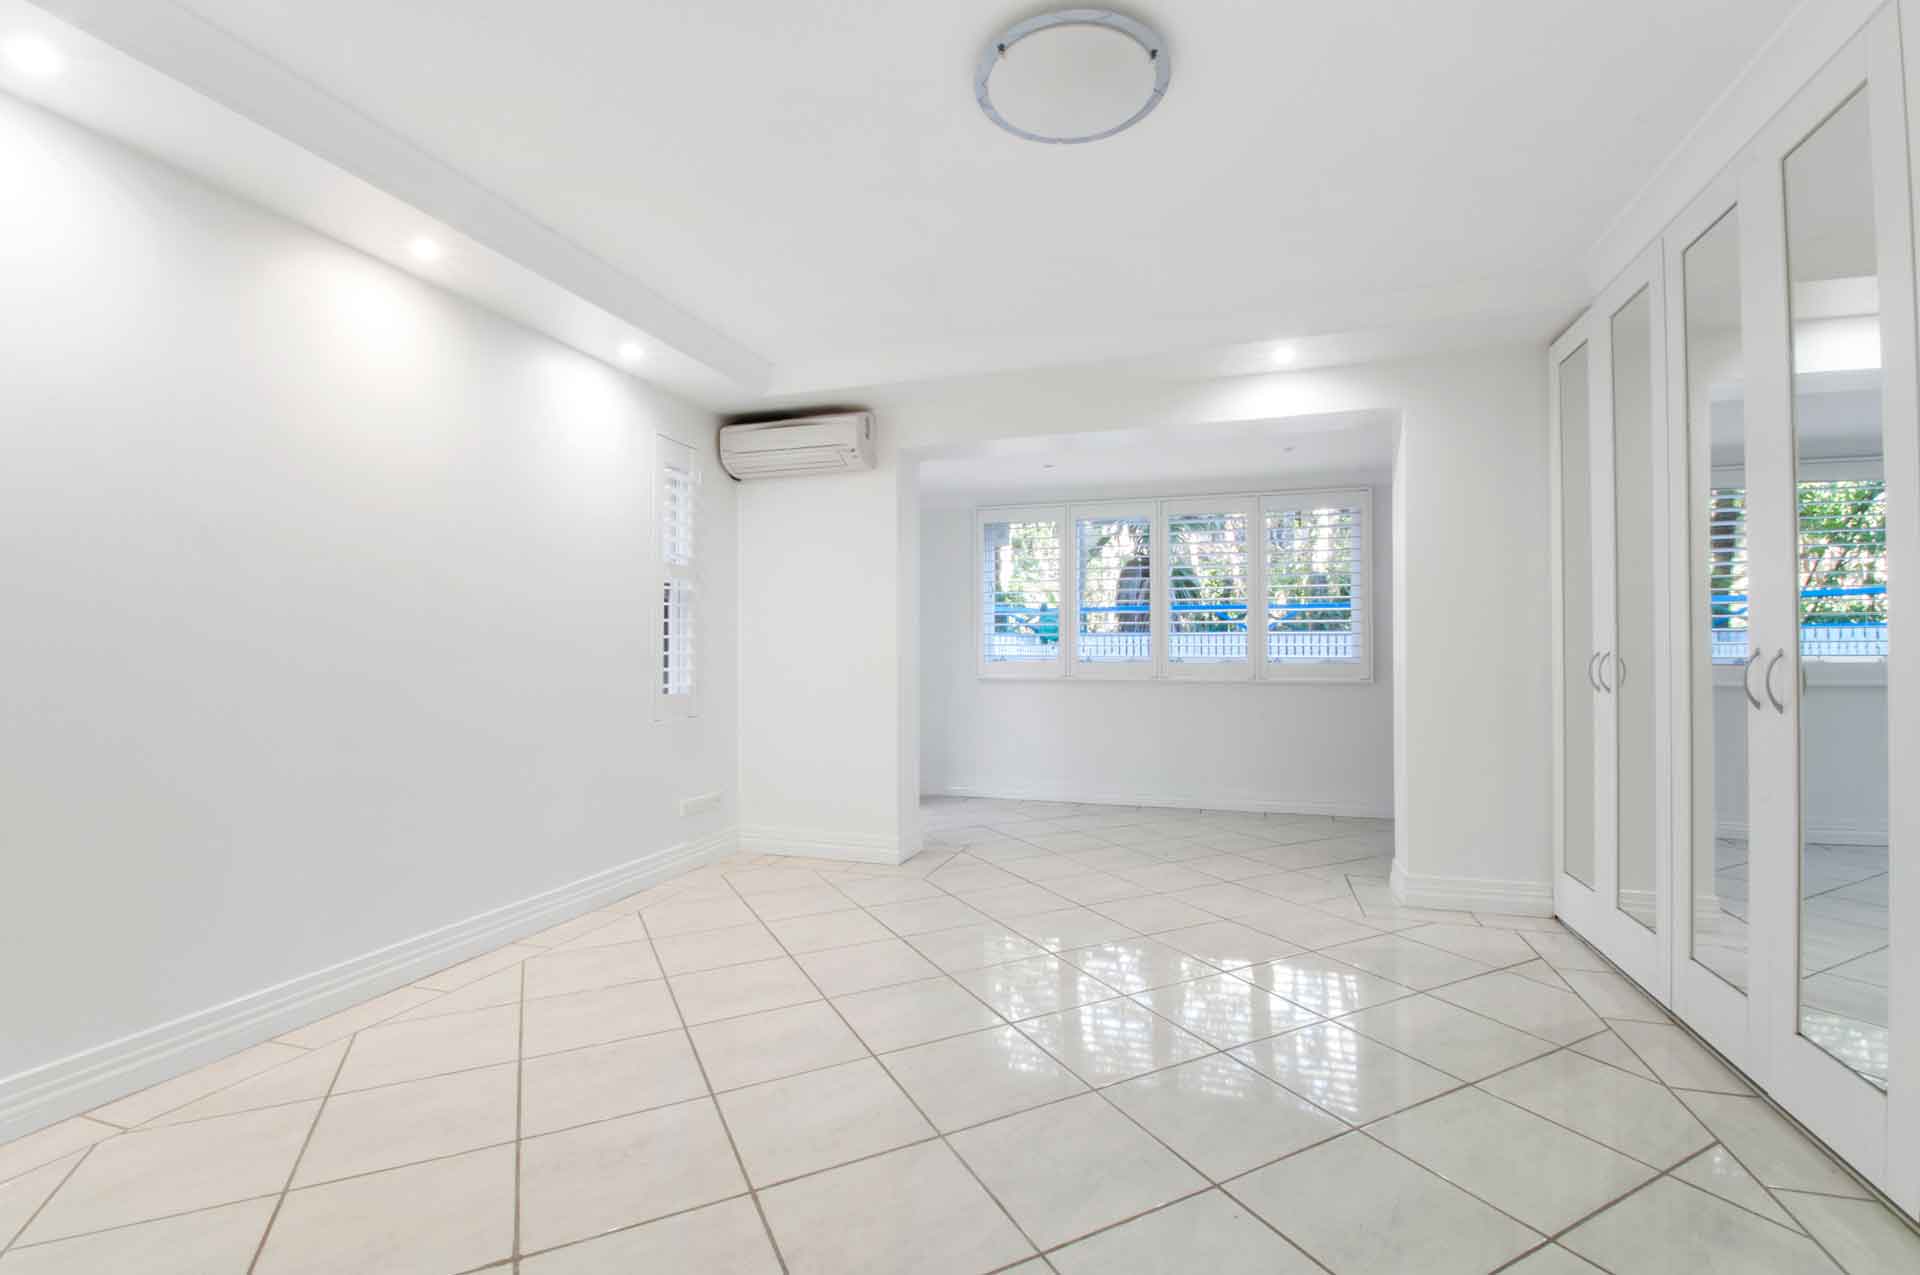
[1074,506,1154,673]
[657,436,697,716]
[1164,504,1251,676]
[979,509,1064,675]
[1261,490,1370,679]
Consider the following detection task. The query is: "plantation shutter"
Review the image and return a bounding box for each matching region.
[980,511,1064,670]
[1263,494,1366,665]
[1075,509,1153,667]
[1706,486,1749,663]
[1796,478,1888,659]
[659,437,697,705]
[1164,505,1250,668]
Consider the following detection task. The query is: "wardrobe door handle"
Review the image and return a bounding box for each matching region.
[1743,650,1764,710]
[1614,654,1627,688]
[1596,652,1613,693]
[1766,649,1787,714]
[1587,652,1603,691]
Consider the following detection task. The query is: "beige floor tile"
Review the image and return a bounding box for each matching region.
[333,1004,519,1090]
[718,1058,933,1186]
[652,922,786,976]
[294,1062,516,1185]
[1016,997,1212,1086]
[153,1041,348,1128]
[757,1140,1033,1275]
[389,966,522,1022]
[832,977,1003,1053]
[0,1121,118,1188]
[688,1000,867,1091]
[519,1099,745,1252]
[274,988,440,1050]
[1673,1145,1800,1228]
[521,910,629,949]
[950,1093,1205,1249]
[641,896,761,938]
[1338,994,1555,1080]
[726,867,834,896]
[1562,1178,1839,1275]
[1480,1050,1712,1168]
[1151,920,1300,971]
[413,943,541,992]
[1049,1190,1321,1275]
[523,940,662,998]
[831,876,947,906]
[1129,973,1320,1049]
[1092,895,1219,934]
[22,1102,316,1244]
[1570,1027,1659,1079]
[1320,934,1493,990]
[520,1196,780,1274]
[1231,1132,1539,1275]
[1370,1088,1656,1232]
[863,896,992,936]
[1394,922,1539,966]
[1231,953,1414,1017]
[1230,1021,1455,1124]
[1611,1020,1751,1094]
[764,908,893,954]
[1058,937,1217,994]
[1679,1092,1867,1197]
[521,979,680,1056]
[1431,971,1605,1045]
[91,1043,308,1129]
[1008,907,1140,952]
[950,955,1118,1023]
[255,1144,514,1275]
[794,937,941,996]
[1560,969,1669,1021]
[522,1031,706,1135]
[953,882,1076,920]
[1524,931,1614,973]
[1105,1053,1344,1180]
[555,914,650,950]
[906,922,1044,973]
[1498,1245,1612,1273]
[1,1197,273,1275]
[0,1153,83,1251]
[1779,1190,1920,1274]
[880,1026,1087,1133]
[669,956,819,1026]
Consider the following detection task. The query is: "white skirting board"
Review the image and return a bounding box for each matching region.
[0,828,737,1146]
[1390,860,1556,917]
[931,784,1392,820]
[739,826,918,866]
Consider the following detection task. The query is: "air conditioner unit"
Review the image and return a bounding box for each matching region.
[719,412,876,480]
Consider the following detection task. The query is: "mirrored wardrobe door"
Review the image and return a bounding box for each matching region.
[1612,285,1662,939]
[1554,331,1599,900]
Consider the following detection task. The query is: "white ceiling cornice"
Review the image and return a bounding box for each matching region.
[29,0,773,398]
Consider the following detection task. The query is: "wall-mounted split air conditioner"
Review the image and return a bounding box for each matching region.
[718,412,875,480]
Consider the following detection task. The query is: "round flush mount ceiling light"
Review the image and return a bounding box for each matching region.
[5,35,65,78]
[975,9,1170,145]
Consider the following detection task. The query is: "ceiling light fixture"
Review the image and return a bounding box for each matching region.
[618,341,645,362]
[1271,344,1298,367]
[5,35,64,78]
[408,236,443,263]
[975,10,1170,145]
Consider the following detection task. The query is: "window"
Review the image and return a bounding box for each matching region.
[1264,492,1369,671]
[977,487,1373,682]
[657,436,698,717]
[979,509,1064,673]
[1075,506,1153,675]
[1704,477,1886,662]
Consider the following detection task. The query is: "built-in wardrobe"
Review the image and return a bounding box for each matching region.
[1550,7,1918,1215]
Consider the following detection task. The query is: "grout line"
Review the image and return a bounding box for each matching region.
[510,962,525,1267]
[0,1142,95,1256]
[243,1033,352,1274]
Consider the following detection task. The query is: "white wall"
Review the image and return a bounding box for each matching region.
[920,488,1395,816]
[736,435,921,862]
[745,344,1554,910]
[0,93,736,1135]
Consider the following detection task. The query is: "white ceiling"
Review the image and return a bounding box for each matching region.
[133,0,1798,398]
[918,410,1397,506]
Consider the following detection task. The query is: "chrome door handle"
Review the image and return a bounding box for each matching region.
[1596,651,1613,693]
[1743,651,1764,710]
[1765,649,1787,714]
[1587,652,1603,691]
[1614,654,1627,688]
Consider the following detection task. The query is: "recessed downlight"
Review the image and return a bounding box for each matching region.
[618,341,645,362]
[408,236,443,263]
[1271,344,1298,367]
[975,10,1170,145]
[5,35,64,78]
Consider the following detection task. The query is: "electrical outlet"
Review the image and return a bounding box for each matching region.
[679,791,722,817]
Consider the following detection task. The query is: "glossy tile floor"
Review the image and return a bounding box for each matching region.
[3,798,1917,1273]
[1697,836,1890,1086]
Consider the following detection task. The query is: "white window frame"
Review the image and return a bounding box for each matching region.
[973,485,1375,685]
[1069,500,1159,681]
[1257,487,1375,684]
[976,505,1067,679]
[655,434,699,721]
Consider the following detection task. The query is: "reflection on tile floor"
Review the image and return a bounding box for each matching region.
[2,797,1915,1273]
[1695,837,1890,1086]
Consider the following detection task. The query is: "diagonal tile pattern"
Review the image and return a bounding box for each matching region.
[0,795,1910,1274]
